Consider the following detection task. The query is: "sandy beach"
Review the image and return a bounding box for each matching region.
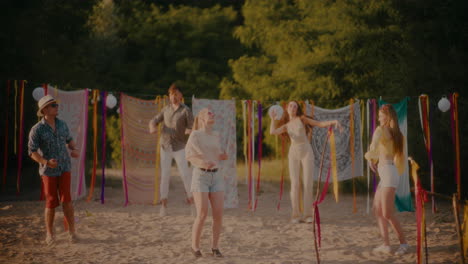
[0,172,462,264]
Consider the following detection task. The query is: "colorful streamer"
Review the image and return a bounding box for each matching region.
[329,128,338,202]
[2,80,11,191]
[120,93,129,206]
[449,93,461,200]
[87,90,99,202]
[418,95,435,213]
[100,91,108,204]
[14,81,17,154]
[153,96,166,205]
[410,158,429,264]
[277,102,287,210]
[254,101,262,210]
[349,99,356,212]
[16,80,25,194]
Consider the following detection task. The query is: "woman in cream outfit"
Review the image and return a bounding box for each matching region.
[269,101,341,223]
[186,108,227,258]
[365,104,409,255]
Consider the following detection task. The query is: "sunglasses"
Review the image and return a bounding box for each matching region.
[50,103,59,108]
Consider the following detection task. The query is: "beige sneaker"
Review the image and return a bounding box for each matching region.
[45,234,55,246]
[373,244,391,254]
[304,217,314,223]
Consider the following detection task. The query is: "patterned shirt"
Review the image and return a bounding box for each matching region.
[150,104,194,151]
[28,118,73,177]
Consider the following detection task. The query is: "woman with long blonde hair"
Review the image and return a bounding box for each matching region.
[365,104,408,255]
[269,101,342,223]
[186,108,227,258]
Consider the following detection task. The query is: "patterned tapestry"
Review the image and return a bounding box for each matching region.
[307,101,364,181]
[192,97,238,208]
[120,94,164,205]
[379,98,413,212]
[47,87,89,200]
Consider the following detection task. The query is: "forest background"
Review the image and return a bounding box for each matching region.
[1,0,466,199]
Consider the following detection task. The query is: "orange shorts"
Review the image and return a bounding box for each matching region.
[41,172,72,208]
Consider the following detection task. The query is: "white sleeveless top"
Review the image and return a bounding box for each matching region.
[287,118,308,145]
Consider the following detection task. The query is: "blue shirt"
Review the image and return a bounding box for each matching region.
[28,118,73,176]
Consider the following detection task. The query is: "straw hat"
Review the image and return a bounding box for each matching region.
[37,95,57,117]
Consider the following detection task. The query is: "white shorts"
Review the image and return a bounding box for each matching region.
[378,161,399,188]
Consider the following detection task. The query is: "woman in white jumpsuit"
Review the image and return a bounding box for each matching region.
[269,101,341,223]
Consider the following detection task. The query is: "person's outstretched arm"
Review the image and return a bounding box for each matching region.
[149,109,164,134]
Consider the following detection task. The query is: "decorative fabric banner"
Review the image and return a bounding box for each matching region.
[307,101,363,181]
[47,87,89,200]
[379,98,414,212]
[192,97,238,208]
[120,93,164,204]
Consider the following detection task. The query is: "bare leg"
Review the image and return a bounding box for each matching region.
[288,155,301,219]
[209,191,224,249]
[62,202,75,234]
[45,208,55,237]
[380,187,407,244]
[373,187,390,246]
[192,192,209,251]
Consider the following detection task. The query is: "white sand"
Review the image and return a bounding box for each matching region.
[0,173,462,264]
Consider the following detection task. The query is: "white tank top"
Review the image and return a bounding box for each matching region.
[287,118,308,145]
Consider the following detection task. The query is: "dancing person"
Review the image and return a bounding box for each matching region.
[149,83,194,216]
[28,95,80,245]
[269,101,342,224]
[365,104,409,255]
[186,108,228,258]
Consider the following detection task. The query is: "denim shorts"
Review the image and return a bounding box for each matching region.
[191,168,225,193]
[378,161,400,188]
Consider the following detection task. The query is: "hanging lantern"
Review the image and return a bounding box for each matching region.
[32,87,45,101]
[268,104,284,120]
[438,96,451,112]
[106,94,117,109]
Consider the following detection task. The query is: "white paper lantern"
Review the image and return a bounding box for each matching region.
[106,94,117,109]
[438,96,451,112]
[32,87,45,101]
[268,105,284,120]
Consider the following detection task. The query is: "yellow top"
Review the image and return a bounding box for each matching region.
[365,126,406,175]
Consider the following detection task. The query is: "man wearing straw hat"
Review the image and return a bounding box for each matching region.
[149,83,194,217]
[28,95,80,246]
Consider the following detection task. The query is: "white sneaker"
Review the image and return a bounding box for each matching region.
[45,234,55,246]
[304,217,314,223]
[159,206,167,217]
[373,244,391,254]
[395,244,409,255]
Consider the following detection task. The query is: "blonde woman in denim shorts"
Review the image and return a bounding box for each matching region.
[185,108,228,258]
[365,104,409,255]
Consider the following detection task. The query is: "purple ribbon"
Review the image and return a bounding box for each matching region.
[100,91,107,204]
